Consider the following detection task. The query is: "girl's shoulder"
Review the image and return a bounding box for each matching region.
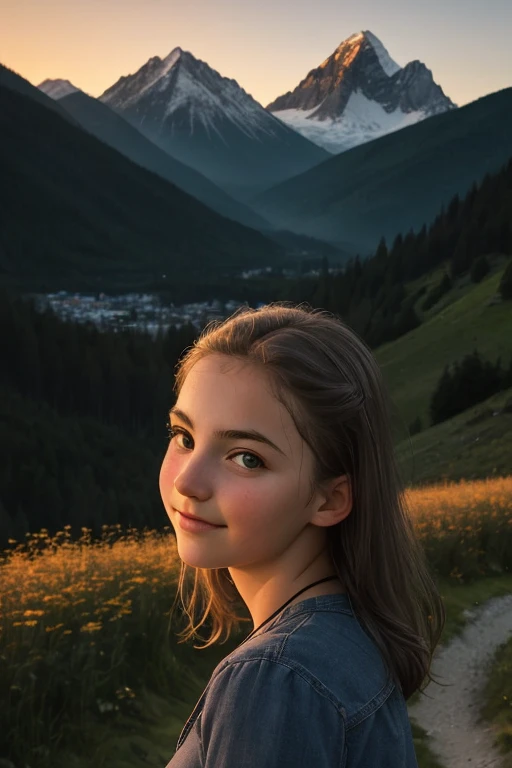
[172,596,418,767]
[219,593,395,728]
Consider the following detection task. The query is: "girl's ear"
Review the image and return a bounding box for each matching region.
[311,475,353,528]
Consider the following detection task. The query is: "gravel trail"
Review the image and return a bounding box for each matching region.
[408,593,512,768]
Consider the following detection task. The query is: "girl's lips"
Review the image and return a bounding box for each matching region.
[175,510,225,533]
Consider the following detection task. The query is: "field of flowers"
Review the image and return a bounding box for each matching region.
[1,476,511,767]
[405,475,512,580]
[0,526,189,766]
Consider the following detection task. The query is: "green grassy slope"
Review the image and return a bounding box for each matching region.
[372,257,512,486]
[395,386,512,488]
[376,263,511,432]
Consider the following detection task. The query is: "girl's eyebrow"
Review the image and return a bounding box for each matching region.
[169,406,287,457]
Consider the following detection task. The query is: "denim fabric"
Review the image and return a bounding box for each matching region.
[166,593,419,767]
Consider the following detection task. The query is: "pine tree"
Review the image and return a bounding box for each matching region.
[375,237,388,262]
[499,259,512,300]
[429,364,453,425]
[450,228,474,278]
[408,416,423,436]
[470,254,491,284]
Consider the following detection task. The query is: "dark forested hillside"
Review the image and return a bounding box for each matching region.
[254,87,512,253]
[56,89,270,231]
[0,85,283,292]
[0,291,199,543]
[308,157,512,346]
[0,62,77,125]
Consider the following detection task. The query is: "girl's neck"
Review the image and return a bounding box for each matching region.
[229,551,344,630]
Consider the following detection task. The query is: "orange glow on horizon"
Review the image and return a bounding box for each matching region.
[1,0,511,108]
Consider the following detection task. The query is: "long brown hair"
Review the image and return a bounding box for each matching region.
[168,302,445,699]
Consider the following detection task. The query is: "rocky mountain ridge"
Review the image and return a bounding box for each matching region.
[267,31,457,153]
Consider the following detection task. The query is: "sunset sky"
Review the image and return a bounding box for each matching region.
[2,0,511,108]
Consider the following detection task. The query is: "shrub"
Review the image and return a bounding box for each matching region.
[498,259,512,300]
[470,254,491,284]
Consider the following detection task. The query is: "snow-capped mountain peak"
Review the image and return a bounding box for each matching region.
[98,47,328,197]
[140,48,183,99]
[100,46,281,139]
[318,30,400,78]
[38,79,79,100]
[363,30,401,76]
[267,30,456,154]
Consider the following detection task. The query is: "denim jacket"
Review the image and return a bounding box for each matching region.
[166,593,419,767]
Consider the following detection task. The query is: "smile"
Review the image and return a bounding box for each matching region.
[175,510,225,533]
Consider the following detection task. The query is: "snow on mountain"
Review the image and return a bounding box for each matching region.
[276,91,424,155]
[267,30,457,154]
[363,31,400,77]
[38,79,80,100]
[99,48,328,198]
[102,48,289,141]
[106,49,183,109]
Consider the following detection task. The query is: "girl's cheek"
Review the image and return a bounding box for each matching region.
[159,446,179,497]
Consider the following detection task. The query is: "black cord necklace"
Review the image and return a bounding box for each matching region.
[237,575,340,649]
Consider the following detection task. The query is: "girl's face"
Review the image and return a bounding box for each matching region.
[159,354,325,575]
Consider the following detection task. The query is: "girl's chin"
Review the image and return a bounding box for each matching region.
[177,544,230,570]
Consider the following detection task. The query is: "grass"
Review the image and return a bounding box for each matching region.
[479,635,512,765]
[1,477,511,767]
[436,573,512,644]
[410,721,445,768]
[0,526,245,767]
[404,475,512,580]
[50,665,228,768]
[396,386,512,487]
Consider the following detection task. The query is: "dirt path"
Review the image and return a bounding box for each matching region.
[408,594,512,768]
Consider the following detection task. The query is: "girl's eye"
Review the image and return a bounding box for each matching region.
[231,453,264,471]
[167,425,264,471]
[167,425,193,450]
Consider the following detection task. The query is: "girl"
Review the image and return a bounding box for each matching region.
[159,303,445,767]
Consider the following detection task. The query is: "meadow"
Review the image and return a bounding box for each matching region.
[1,475,512,768]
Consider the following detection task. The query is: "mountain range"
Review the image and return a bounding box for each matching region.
[0,28,510,288]
[38,30,458,203]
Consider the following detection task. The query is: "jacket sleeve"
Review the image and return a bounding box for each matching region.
[199,657,346,768]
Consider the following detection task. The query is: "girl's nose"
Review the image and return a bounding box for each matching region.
[173,453,213,501]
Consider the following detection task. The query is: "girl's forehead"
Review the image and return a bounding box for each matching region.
[184,354,267,388]
[178,355,301,437]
